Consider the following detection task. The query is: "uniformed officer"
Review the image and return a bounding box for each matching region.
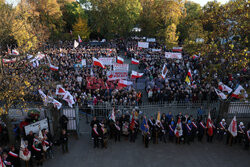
[8,146,20,167]
[168,121,175,142]
[114,120,121,142]
[244,126,250,150]
[236,122,245,144]
[92,124,99,148]
[191,119,198,142]
[184,120,192,145]
[32,139,43,166]
[198,120,206,142]
[217,118,227,141]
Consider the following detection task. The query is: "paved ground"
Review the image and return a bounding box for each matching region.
[45,131,250,167]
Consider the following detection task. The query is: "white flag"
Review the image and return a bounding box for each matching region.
[228,116,237,137]
[74,40,79,48]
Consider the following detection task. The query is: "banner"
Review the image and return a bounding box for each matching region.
[165,52,182,59]
[138,42,149,48]
[24,118,49,135]
[107,71,128,81]
[147,38,156,42]
[113,63,129,71]
[74,64,83,68]
[3,58,16,63]
[81,59,86,66]
[152,49,161,52]
[99,57,115,65]
[172,47,183,52]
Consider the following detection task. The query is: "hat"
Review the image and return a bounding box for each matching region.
[188,120,191,124]
[171,121,174,125]
[240,122,244,126]
[222,119,225,122]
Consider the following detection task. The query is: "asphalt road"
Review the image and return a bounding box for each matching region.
[45,133,250,167]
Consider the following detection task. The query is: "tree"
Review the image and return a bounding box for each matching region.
[73,17,90,40]
[83,0,142,39]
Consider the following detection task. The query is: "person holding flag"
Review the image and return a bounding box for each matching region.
[206,112,214,143]
[174,118,183,144]
[129,113,136,143]
[227,116,237,146]
[217,118,227,142]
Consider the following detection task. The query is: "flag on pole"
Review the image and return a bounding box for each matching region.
[130,113,135,131]
[187,69,192,81]
[174,118,183,137]
[52,99,62,110]
[49,64,59,71]
[185,76,190,85]
[131,70,144,79]
[117,56,124,64]
[93,57,105,68]
[141,116,149,133]
[161,64,168,79]
[228,116,237,137]
[206,112,213,136]
[12,49,19,55]
[156,111,161,124]
[0,155,4,167]
[131,58,139,65]
[78,35,82,43]
[56,85,66,95]
[218,82,232,94]
[38,89,48,105]
[118,80,133,87]
[63,91,75,108]
[74,40,79,48]
[110,108,116,122]
[214,88,227,100]
[231,85,248,99]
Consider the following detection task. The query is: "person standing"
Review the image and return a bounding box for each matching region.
[92,124,99,148]
[198,120,206,142]
[184,120,193,145]
[168,121,175,142]
[32,139,43,166]
[60,129,68,153]
[218,118,227,141]
[114,121,121,142]
[8,146,20,167]
[59,115,69,131]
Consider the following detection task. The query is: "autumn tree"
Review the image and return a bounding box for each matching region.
[73,17,90,40]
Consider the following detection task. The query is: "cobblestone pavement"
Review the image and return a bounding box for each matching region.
[45,133,250,167]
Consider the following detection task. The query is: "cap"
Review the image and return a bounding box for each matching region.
[188,120,191,124]
[240,122,244,126]
[171,121,174,125]
[222,119,225,122]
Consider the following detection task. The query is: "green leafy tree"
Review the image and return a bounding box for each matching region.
[73,17,90,40]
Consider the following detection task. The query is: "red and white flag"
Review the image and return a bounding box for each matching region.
[218,82,232,94]
[131,58,139,65]
[161,64,168,79]
[174,118,183,137]
[52,99,62,110]
[38,89,48,105]
[78,35,82,43]
[63,91,75,108]
[118,80,133,87]
[49,64,59,71]
[214,88,227,100]
[131,70,143,79]
[231,85,248,99]
[206,112,213,136]
[0,156,4,167]
[56,85,66,96]
[110,108,116,122]
[2,58,16,63]
[228,116,237,137]
[116,56,124,64]
[93,57,105,69]
[187,69,192,81]
[12,49,19,55]
[172,47,182,52]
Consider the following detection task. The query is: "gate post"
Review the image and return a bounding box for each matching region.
[75,104,80,138]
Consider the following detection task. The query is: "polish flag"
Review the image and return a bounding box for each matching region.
[63,91,75,108]
[56,85,66,95]
[231,85,248,99]
[2,58,16,63]
[118,80,133,87]
[52,99,62,110]
[110,108,116,122]
[206,112,213,136]
[117,56,124,64]
[228,116,237,137]
[49,64,59,71]
[131,70,143,79]
[0,156,4,167]
[78,35,82,43]
[174,118,183,137]
[93,57,105,69]
[214,88,227,100]
[131,58,139,65]
[172,47,182,52]
[218,82,232,93]
[187,69,192,80]
[12,49,19,55]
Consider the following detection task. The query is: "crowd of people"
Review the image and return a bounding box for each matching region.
[90,109,250,149]
[0,114,69,167]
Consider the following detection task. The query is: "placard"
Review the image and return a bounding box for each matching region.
[81,59,86,66]
[107,71,128,81]
[152,49,161,52]
[24,118,49,135]
[113,63,129,71]
[138,42,149,48]
[172,47,183,52]
[147,38,156,42]
[165,52,182,59]
[99,57,115,65]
